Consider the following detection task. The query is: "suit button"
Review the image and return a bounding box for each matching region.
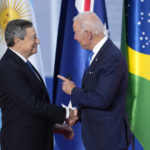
[89,71,93,74]
[95,58,98,61]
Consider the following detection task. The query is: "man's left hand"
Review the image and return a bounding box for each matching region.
[53,123,74,140]
[57,75,76,95]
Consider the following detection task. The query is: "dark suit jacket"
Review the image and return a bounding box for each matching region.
[71,38,131,150]
[0,49,66,150]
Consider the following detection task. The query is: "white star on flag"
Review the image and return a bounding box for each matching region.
[62,100,76,110]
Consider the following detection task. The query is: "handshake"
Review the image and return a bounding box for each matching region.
[57,74,79,126]
[67,108,79,126]
[54,75,79,140]
[54,108,79,140]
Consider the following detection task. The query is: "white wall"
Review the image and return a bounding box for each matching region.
[105,0,123,48]
[32,0,62,77]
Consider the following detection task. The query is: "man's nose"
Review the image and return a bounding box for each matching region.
[74,34,77,40]
[36,37,40,44]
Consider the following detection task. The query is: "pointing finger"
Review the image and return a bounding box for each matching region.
[57,75,69,82]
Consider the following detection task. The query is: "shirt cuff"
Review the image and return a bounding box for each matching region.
[65,107,70,119]
[63,107,69,119]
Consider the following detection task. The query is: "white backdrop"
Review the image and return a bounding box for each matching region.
[105,0,123,48]
[32,0,62,78]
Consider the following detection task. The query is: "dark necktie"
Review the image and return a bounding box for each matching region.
[26,60,40,80]
[26,61,36,74]
[85,51,94,69]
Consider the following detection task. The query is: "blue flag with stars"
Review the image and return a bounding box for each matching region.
[53,0,108,150]
[127,0,150,54]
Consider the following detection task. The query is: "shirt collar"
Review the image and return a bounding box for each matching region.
[9,48,27,63]
[89,36,108,64]
[93,35,108,55]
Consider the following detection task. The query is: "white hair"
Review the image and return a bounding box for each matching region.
[73,12,105,36]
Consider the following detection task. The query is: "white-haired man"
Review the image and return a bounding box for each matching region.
[58,12,131,150]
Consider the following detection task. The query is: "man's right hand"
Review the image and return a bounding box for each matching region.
[66,108,79,126]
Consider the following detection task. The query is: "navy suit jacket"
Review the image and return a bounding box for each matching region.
[71,38,131,150]
[0,49,66,150]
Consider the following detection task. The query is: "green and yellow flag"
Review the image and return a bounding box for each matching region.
[121,0,150,149]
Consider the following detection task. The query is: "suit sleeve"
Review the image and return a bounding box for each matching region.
[0,67,66,124]
[71,54,126,109]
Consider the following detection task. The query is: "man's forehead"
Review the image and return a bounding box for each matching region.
[73,22,81,30]
[26,27,35,31]
[26,27,36,35]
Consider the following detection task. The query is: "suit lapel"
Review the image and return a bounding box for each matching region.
[82,38,111,86]
[28,63,50,98]
[6,49,49,99]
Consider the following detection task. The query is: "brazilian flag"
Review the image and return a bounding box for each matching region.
[121,0,150,149]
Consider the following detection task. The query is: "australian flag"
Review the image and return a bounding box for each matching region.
[53,0,108,150]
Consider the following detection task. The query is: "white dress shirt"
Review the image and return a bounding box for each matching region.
[9,48,27,63]
[89,35,108,65]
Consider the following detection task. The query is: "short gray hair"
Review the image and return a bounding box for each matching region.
[5,19,33,47]
[73,12,105,35]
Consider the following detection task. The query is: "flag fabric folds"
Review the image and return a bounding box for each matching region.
[53,0,108,150]
[121,0,150,149]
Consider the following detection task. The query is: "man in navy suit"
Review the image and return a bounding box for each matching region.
[0,19,78,150]
[58,12,131,150]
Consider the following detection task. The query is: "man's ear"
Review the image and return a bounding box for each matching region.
[86,30,92,40]
[14,38,21,47]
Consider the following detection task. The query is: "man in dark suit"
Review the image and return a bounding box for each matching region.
[0,19,77,150]
[58,12,131,150]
